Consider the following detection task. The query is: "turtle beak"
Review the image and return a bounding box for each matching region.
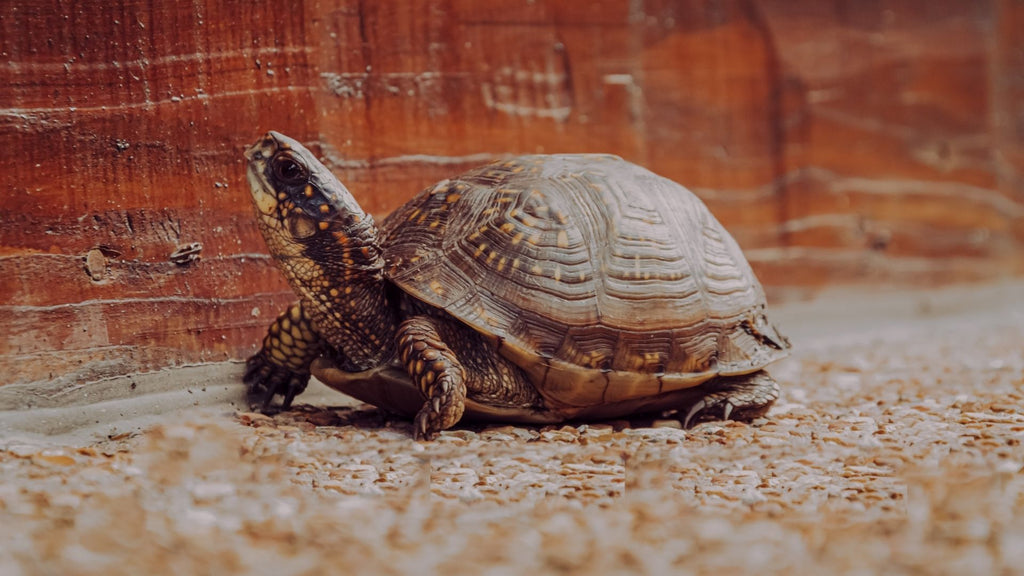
[245,133,280,216]
[245,132,279,162]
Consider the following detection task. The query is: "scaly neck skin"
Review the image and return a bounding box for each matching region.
[262,213,399,372]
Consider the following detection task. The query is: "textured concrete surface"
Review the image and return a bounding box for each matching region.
[1,283,1022,575]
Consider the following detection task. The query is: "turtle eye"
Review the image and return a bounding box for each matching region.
[271,153,308,184]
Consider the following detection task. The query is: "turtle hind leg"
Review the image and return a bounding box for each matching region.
[682,371,780,428]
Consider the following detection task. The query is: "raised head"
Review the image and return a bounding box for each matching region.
[244,131,396,370]
[245,131,369,247]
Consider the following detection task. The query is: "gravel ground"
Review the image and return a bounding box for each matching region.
[2,284,1023,575]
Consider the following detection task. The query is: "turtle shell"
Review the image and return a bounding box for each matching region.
[382,154,789,410]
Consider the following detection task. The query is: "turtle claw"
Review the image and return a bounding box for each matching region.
[243,351,310,413]
[683,400,708,428]
[682,398,739,428]
[682,396,744,428]
[722,402,734,422]
[414,410,435,441]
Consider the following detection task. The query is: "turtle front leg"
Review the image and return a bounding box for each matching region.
[396,316,468,440]
[244,301,325,411]
[682,371,781,428]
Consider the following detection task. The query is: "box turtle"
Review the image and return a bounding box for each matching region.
[243,131,790,440]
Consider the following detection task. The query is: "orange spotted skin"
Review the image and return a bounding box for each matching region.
[245,132,397,372]
[243,301,323,408]
[395,317,467,440]
[243,132,789,439]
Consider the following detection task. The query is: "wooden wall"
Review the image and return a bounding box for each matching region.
[2,0,1022,393]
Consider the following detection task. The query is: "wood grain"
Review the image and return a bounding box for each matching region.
[2,0,1021,389]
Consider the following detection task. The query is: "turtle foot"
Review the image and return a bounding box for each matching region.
[682,371,780,428]
[243,351,310,412]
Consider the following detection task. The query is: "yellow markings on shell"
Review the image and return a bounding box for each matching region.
[303,185,314,198]
[534,204,550,216]
[486,250,498,264]
[319,204,330,213]
[429,279,444,296]
[511,258,521,270]
[277,192,287,201]
[529,232,543,245]
[496,256,508,272]
[429,220,441,228]
[500,222,515,233]
[556,230,569,249]
[344,286,353,294]
[329,288,339,297]
[641,352,665,372]
[520,214,538,227]
[318,221,329,231]
[473,243,488,258]
[586,350,607,368]
[445,193,462,203]
[511,232,525,245]
[467,225,489,242]
[579,270,587,281]
[407,208,421,221]
[531,264,543,275]
[482,207,498,216]
[553,266,562,282]
[334,232,350,244]
[472,304,500,327]
[554,210,569,225]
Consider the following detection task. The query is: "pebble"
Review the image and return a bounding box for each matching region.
[3,301,1022,573]
[652,419,682,429]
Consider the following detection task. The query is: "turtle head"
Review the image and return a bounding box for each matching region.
[245,131,369,248]
[244,132,394,370]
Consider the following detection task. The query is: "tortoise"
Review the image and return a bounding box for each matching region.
[243,131,790,440]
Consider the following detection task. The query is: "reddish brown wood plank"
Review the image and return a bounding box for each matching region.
[1,0,1022,390]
